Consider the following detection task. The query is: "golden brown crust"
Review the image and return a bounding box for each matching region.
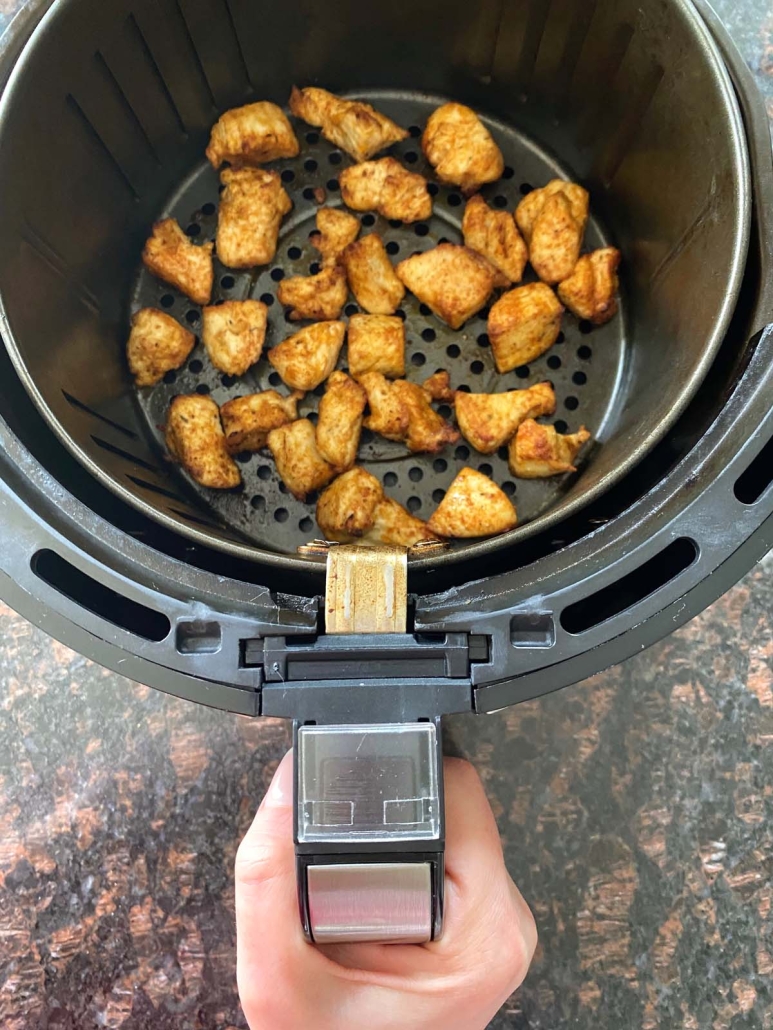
[277,265,349,321]
[346,314,406,379]
[488,283,564,374]
[316,467,439,546]
[289,87,408,162]
[165,395,241,489]
[421,370,455,403]
[558,247,621,325]
[341,234,405,315]
[217,167,292,269]
[201,299,268,375]
[219,390,302,453]
[509,419,591,478]
[310,207,361,268]
[515,180,589,284]
[268,321,347,391]
[339,157,432,223]
[358,372,459,453]
[267,418,337,500]
[454,382,557,454]
[462,194,528,287]
[142,219,214,306]
[396,244,495,330]
[315,371,367,472]
[422,103,504,194]
[206,102,300,168]
[127,308,195,388]
[427,467,517,538]
[358,371,411,441]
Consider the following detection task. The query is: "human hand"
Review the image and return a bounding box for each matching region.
[235,751,537,1030]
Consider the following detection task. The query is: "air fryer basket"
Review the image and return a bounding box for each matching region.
[0,0,751,572]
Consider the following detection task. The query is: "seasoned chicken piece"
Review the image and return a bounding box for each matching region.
[201,299,267,375]
[394,379,460,453]
[316,371,367,472]
[509,419,591,478]
[217,167,292,268]
[455,382,556,454]
[316,467,439,546]
[427,467,517,538]
[396,244,495,330]
[206,101,299,168]
[462,194,528,287]
[268,321,346,391]
[127,308,195,387]
[422,103,504,195]
[220,390,302,453]
[347,313,405,378]
[558,247,622,325]
[421,370,455,403]
[341,234,405,315]
[289,87,408,162]
[359,371,410,442]
[267,418,336,500]
[339,158,432,223]
[165,395,240,489]
[515,180,589,284]
[142,219,213,305]
[488,283,564,374]
[311,207,361,268]
[277,265,348,321]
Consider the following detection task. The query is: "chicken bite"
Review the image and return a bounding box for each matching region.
[206,101,299,168]
[339,157,432,223]
[396,244,495,330]
[358,371,410,442]
[311,207,361,268]
[201,299,267,375]
[220,390,302,453]
[316,371,367,472]
[346,313,405,378]
[421,370,455,403]
[509,419,591,478]
[341,234,405,315]
[217,167,292,268]
[422,103,504,195]
[165,394,241,489]
[127,308,195,387]
[289,87,408,162]
[427,467,517,538]
[455,382,556,454]
[488,283,564,374]
[359,372,459,453]
[316,467,439,547]
[277,265,348,321]
[515,180,589,284]
[142,219,213,306]
[267,418,337,500]
[268,321,346,391]
[462,194,528,287]
[558,247,622,325]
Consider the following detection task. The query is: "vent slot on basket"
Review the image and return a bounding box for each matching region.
[32,549,170,641]
[560,538,697,634]
[734,437,773,505]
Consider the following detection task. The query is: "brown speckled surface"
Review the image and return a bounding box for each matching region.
[1,2,773,1028]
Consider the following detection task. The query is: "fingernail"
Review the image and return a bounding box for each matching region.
[261,750,293,809]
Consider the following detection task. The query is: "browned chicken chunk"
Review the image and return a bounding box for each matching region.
[268,321,346,391]
[422,103,504,195]
[316,371,367,472]
[347,313,405,378]
[421,370,455,403]
[341,234,405,315]
[558,247,622,325]
[217,167,292,269]
[488,283,564,374]
[201,299,267,375]
[509,419,591,478]
[220,390,302,453]
[358,371,410,441]
[267,418,337,500]
[311,207,361,268]
[277,265,349,321]
[427,467,517,538]
[359,372,459,453]
[316,467,439,547]
[289,87,408,162]
[127,308,195,388]
[396,244,495,330]
[165,395,240,489]
[339,157,432,223]
[142,219,213,306]
[462,194,528,287]
[206,101,299,168]
[455,382,556,454]
[515,180,589,284]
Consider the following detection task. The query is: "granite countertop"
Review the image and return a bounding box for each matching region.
[0,2,772,1028]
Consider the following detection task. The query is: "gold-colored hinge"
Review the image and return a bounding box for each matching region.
[325,545,407,634]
